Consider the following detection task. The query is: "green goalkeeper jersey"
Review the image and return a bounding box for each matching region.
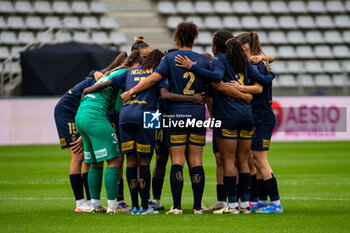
[79,68,127,114]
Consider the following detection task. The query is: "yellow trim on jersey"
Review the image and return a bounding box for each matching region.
[121,140,135,152]
[136,143,151,153]
[189,134,205,144]
[125,100,148,105]
[170,134,187,144]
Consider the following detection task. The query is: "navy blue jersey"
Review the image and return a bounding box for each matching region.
[56,77,96,114]
[111,66,162,124]
[155,50,215,117]
[251,61,275,122]
[211,54,274,121]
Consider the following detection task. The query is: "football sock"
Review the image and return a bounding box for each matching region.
[224,176,238,207]
[139,166,151,209]
[217,184,226,202]
[126,167,139,209]
[239,173,251,204]
[264,173,280,204]
[170,165,184,209]
[117,178,124,201]
[88,166,103,201]
[190,166,205,210]
[250,174,258,203]
[69,174,84,201]
[258,178,268,204]
[91,199,101,208]
[107,200,117,209]
[104,166,120,202]
[152,177,164,201]
[82,173,91,200]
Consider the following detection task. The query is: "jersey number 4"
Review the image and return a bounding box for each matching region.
[183,72,195,94]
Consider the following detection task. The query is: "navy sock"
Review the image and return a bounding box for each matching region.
[264,174,280,202]
[258,179,268,201]
[82,173,90,200]
[152,177,164,200]
[217,184,226,202]
[170,165,183,209]
[239,173,251,202]
[250,174,258,202]
[190,166,205,210]
[69,174,84,201]
[126,167,139,209]
[117,178,124,201]
[224,176,237,203]
[139,166,151,209]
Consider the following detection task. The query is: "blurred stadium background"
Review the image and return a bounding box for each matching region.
[0,0,350,97]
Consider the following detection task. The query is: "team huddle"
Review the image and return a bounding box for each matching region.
[54,21,282,215]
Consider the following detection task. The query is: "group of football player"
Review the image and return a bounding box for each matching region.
[54,21,282,215]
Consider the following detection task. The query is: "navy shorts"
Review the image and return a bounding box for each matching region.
[119,123,155,156]
[155,129,169,156]
[212,133,219,153]
[215,119,253,140]
[54,106,79,149]
[251,122,275,151]
[165,127,206,147]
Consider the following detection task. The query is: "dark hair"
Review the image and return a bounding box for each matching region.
[131,36,150,52]
[102,51,128,75]
[141,49,164,70]
[201,52,213,61]
[174,22,198,47]
[236,32,263,56]
[213,30,247,74]
[116,51,144,70]
[165,48,178,54]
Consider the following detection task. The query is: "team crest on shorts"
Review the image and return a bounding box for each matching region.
[130,179,137,189]
[139,179,146,189]
[59,138,66,147]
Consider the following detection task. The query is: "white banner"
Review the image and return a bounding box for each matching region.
[0,97,349,146]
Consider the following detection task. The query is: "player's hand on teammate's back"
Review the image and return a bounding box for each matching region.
[191,92,206,104]
[243,93,253,103]
[121,91,132,103]
[175,55,193,70]
[93,71,103,81]
[228,81,242,91]
[70,136,83,155]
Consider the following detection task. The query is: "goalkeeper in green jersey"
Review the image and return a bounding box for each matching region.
[75,51,143,214]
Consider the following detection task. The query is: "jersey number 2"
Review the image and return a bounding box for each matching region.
[183,72,195,94]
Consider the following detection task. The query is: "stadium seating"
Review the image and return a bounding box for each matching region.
[154,0,350,93]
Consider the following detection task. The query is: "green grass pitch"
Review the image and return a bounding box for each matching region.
[0,141,349,233]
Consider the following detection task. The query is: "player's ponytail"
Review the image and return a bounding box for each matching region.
[141,49,164,70]
[102,51,128,75]
[213,30,247,74]
[114,51,144,70]
[131,36,150,52]
[225,38,247,75]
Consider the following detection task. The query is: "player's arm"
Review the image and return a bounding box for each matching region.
[205,95,213,118]
[121,72,162,103]
[175,55,221,82]
[88,70,104,81]
[159,88,205,104]
[249,54,275,65]
[248,62,275,86]
[82,79,113,98]
[230,81,263,94]
[212,81,252,103]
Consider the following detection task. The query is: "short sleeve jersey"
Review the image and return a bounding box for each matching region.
[155,50,211,118]
[79,69,126,114]
[56,77,96,114]
[111,66,161,124]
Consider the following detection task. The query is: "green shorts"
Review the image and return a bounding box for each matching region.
[75,107,120,163]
